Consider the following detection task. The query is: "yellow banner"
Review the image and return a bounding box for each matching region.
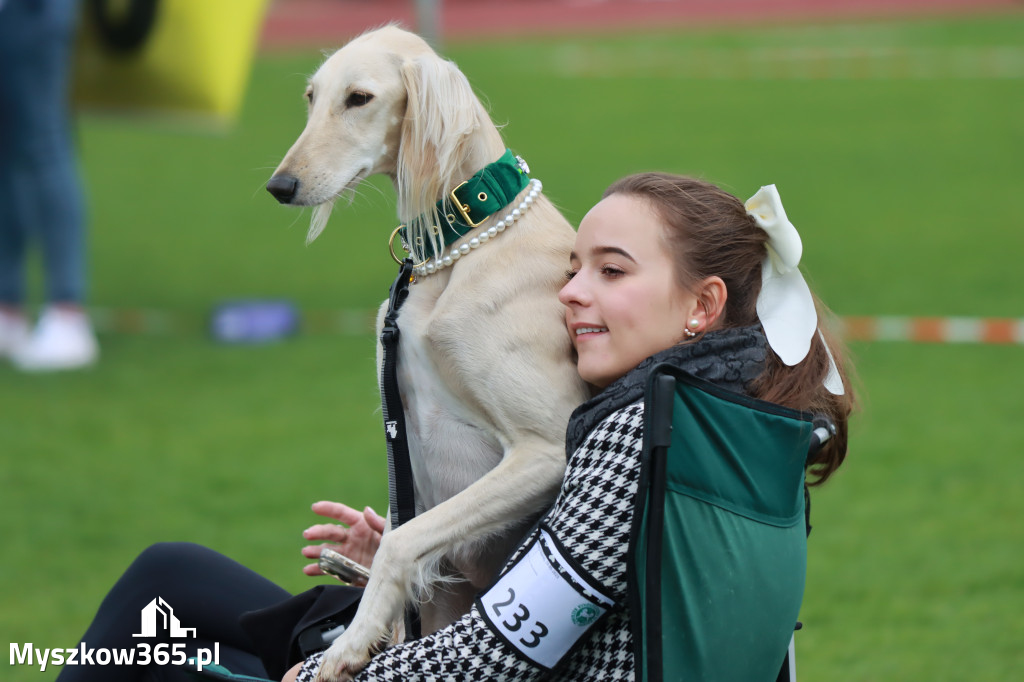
[74,0,268,126]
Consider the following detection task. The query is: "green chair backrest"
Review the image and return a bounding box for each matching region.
[628,365,813,682]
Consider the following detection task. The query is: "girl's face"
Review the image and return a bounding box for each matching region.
[559,193,700,389]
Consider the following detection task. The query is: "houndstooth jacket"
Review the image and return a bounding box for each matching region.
[297,328,768,681]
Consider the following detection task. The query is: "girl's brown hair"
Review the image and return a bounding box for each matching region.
[604,172,854,484]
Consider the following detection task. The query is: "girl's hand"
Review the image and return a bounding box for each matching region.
[300,501,385,581]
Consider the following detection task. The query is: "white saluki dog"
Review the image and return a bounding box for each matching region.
[267,26,589,680]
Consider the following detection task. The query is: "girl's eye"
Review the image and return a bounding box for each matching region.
[600,266,625,278]
[564,269,577,282]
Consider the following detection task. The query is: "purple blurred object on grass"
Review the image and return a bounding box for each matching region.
[211,300,300,343]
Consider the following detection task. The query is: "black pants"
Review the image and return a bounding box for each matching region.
[56,542,292,682]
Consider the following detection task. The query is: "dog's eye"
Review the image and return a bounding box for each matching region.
[304,88,313,105]
[346,91,374,108]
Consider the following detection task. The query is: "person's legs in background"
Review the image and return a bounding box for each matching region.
[0,1,35,357]
[0,0,98,370]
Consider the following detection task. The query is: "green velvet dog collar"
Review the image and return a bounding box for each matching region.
[399,149,531,249]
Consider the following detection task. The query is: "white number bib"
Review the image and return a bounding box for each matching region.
[478,528,616,670]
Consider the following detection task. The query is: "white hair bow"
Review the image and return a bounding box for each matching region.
[745,185,844,395]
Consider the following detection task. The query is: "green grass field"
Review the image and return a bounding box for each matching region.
[3,12,1023,681]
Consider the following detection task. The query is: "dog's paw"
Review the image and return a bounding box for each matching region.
[313,646,367,682]
[314,624,389,682]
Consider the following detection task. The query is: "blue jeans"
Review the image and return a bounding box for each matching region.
[0,0,87,306]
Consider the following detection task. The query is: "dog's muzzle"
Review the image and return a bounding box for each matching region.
[266,174,299,204]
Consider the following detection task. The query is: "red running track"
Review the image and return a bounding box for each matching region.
[260,0,1022,50]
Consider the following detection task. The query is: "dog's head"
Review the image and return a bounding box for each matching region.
[266,25,503,247]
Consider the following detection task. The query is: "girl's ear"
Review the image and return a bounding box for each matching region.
[695,276,728,330]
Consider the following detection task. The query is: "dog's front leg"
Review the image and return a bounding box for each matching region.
[315,437,565,680]
[315,523,424,681]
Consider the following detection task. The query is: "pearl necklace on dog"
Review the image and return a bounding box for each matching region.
[412,178,543,278]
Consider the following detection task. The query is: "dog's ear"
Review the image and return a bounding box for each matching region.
[399,54,483,186]
[397,54,486,259]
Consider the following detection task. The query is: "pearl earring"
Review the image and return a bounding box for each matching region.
[684,318,700,338]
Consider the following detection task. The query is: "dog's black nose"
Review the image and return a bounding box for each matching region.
[266,174,299,204]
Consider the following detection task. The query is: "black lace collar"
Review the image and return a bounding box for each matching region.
[565,326,768,456]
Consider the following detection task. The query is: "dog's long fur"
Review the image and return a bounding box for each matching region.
[268,26,589,680]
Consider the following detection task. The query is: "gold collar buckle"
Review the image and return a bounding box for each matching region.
[449,182,489,228]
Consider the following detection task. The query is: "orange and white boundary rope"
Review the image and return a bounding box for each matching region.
[86,308,1024,345]
[839,316,1024,345]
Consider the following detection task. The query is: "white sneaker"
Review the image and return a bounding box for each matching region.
[0,312,30,359]
[12,307,99,371]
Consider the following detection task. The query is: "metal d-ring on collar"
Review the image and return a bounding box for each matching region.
[389,225,426,267]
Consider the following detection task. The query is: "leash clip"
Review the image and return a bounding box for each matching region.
[383,259,414,334]
[380,324,399,346]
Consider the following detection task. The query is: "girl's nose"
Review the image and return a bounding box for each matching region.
[558,275,581,307]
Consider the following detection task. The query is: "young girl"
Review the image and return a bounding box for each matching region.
[291,172,854,681]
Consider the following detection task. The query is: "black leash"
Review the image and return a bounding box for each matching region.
[378,258,423,639]
[380,259,417,531]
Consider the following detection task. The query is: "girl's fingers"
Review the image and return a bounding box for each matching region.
[311,500,362,525]
[363,506,386,533]
[303,522,347,542]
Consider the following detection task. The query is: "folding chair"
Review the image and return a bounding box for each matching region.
[628,364,824,682]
